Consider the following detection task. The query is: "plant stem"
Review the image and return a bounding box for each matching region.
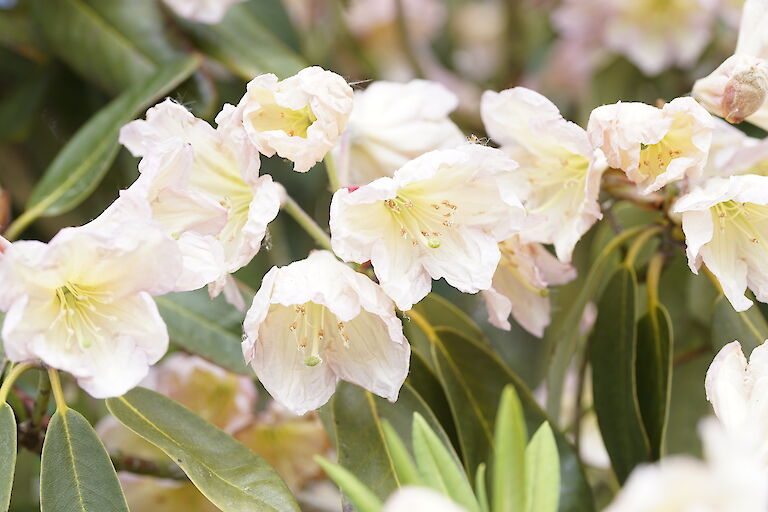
[0,362,33,404]
[111,453,188,481]
[30,370,51,430]
[624,226,663,268]
[646,252,665,310]
[48,368,68,412]
[280,194,333,251]
[324,153,341,193]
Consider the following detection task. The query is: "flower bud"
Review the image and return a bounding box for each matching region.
[722,67,768,123]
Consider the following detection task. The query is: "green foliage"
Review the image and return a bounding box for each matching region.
[524,423,560,512]
[40,408,129,512]
[492,387,527,512]
[0,403,17,512]
[711,295,768,353]
[106,387,299,512]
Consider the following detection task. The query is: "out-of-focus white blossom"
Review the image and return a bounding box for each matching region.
[220,67,353,173]
[119,99,281,300]
[673,175,768,312]
[706,340,768,462]
[242,251,410,415]
[0,214,180,398]
[345,0,445,42]
[587,97,714,194]
[481,87,606,263]
[162,0,245,24]
[330,144,526,310]
[451,1,505,81]
[604,418,768,512]
[693,0,768,129]
[384,487,468,512]
[333,80,464,186]
[483,236,576,337]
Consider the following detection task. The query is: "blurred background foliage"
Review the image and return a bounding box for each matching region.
[0,0,762,510]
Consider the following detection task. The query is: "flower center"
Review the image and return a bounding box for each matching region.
[248,104,317,138]
[53,283,115,350]
[712,201,768,245]
[526,154,588,215]
[384,193,458,249]
[288,302,349,367]
[638,140,681,179]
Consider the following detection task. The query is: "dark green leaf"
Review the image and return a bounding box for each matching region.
[413,293,486,343]
[0,403,17,512]
[430,328,595,512]
[243,0,301,52]
[590,266,650,483]
[156,289,251,375]
[636,304,673,460]
[21,56,198,225]
[106,387,298,512]
[40,408,129,512]
[712,294,768,353]
[492,386,527,512]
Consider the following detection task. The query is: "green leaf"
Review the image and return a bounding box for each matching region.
[712,294,768,353]
[475,463,490,512]
[430,328,595,512]
[18,56,198,229]
[329,381,454,503]
[492,386,527,512]
[525,423,560,512]
[0,403,17,512]
[636,304,673,460]
[590,266,650,483]
[40,408,129,512]
[178,3,306,80]
[106,387,298,512]
[413,293,486,343]
[315,458,383,512]
[29,0,177,93]
[381,421,422,486]
[411,414,479,512]
[156,289,251,375]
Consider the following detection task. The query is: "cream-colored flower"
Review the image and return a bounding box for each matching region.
[587,97,714,194]
[481,87,606,263]
[693,0,768,128]
[0,218,180,398]
[673,175,768,311]
[483,236,576,337]
[330,144,526,310]
[242,251,410,415]
[332,79,465,186]
[384,487,468,512]
[695,118,768,184]
[345,0,445,42]
[220,67,353,173]
[120,99,281,298]
[161,0,245,23]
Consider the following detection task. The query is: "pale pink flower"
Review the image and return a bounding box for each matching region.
[384,487,467,512]
[162,0,245,23]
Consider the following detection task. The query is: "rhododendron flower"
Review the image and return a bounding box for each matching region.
[332,80,465,186]
[587,97,714,194]
[219,67,353,173]
[705,340,768,461]
[695,118,768,184]
[693,0,768,128]
[604,418,768,512]
[673,175,768,312]
[330,144,526,310]
[384,487,468,512]
[0,235,8,254]
[242,251,410,415]
[0,219,181,398]
[161,0,245,23]
[120,99,281,300]
[481,87,606,263]
[483,236,576,337]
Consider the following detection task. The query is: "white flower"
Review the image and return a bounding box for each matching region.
[672,175,768,312]
[0,235,8,254]
[604,418,768,512]
[345,0,445,42]
[161,0,245,23]
[694,118,768,185]
[587,97,714,194]
[483,236,576,337]
[242,251,409,415]
[119,99,281,298]
[329,144,526,311]
[693,0,768,128]
[383,487,467,512]
[706,340,768,462]
[481,87,606,263]
[0,218,181,398]
[220,67,353,173]
[332,80,465,186]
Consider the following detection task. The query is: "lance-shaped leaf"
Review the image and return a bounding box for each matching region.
[156,289,250,375]
[590,266,650,483]
[40,408,130,512]
[314,458,382,512]
[0,403,17,511]
[106,387,298,512]
[17,55,197,231]
[430,328,595,512]
[712,295,768,353]
[525,423,560,512]
[493,386,527,512]
[636,304,673,460]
